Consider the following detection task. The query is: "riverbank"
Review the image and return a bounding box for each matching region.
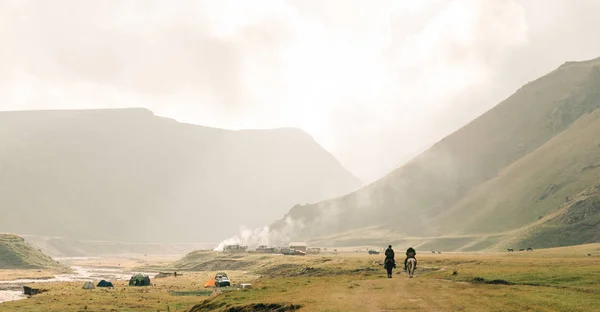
[0,270,56,282]
[0,291,24,304]
[0,256,166,304]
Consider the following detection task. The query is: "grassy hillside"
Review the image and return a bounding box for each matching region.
[0,108,361,244]
[440,105,600,236]
[0,233,66,270]
[497,182,600,250]
[268,57,600,249]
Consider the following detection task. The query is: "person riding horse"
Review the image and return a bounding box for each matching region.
[404,247,417,271]
[384,245,395,268]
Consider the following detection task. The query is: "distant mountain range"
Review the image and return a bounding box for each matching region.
[0,108,362,244]
[268,56,600,251]
[21,235,214,257]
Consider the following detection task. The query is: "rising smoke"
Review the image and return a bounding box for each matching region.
[214,188,374,250]
[212,142,464,250]
[213,215,308,251]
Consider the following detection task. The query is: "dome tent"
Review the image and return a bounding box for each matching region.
[97,280,114,287]
[129,274,151,286]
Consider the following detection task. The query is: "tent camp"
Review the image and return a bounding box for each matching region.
[204,272,230,288]
[97,280,114,287]
[82,281,95,290]
[129,274,151,286]
[203,277,216,288]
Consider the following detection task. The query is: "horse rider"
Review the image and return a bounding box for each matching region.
[404,246,417,271]
[385,245,396,268]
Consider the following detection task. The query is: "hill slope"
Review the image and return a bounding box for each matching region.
[265,57,600,250]
[0,109,361,243]
[0,234,65,270]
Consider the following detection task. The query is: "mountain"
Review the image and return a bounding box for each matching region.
[267,56,600,250]
[22,235,214,257]
[0,108,361,244]
[0,233,66,270]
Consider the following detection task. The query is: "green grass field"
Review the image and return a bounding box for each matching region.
[1,244,599,311]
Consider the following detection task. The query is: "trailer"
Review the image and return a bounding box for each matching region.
[289,242,307,252]
[223,244,248,253]
[255,245,280,253]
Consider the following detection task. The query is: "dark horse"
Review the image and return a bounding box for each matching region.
[384,258,395,278]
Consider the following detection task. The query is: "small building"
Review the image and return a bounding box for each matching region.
[255,245,269,253]
[256,245,281,253]
[223,244,248,253]
[289,242,307,252]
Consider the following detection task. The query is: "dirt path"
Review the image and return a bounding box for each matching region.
[322,270,524,312]
[350,273,448,312]
[285,270,452,312]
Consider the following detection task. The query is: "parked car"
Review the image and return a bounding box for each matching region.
[294,250,306,256]
[214,272,231,287]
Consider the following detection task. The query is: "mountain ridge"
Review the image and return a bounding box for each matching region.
[0,108,361,244]
[265,56,600,250]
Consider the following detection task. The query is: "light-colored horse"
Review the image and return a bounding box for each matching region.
[406,258,416,278]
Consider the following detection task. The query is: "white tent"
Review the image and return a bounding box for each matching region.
[82,281,95,289]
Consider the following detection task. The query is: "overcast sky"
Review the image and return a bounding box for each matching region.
[2,0,600,183]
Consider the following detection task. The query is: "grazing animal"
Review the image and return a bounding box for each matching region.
[507,249,514,252]
[527,247,533,251]
[437,251,442,254]
[384,257,395,278]
[588,254,592,256]
[406,258,416,278]
[519,249,525,251]
[431,251,436,254]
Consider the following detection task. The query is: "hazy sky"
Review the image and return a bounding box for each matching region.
[2,0,600,183]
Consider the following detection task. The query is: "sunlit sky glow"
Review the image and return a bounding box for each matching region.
[2,0,600,182]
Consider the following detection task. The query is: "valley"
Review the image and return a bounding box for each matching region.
[3,2,600,311]
[265,57,600,251]
[0,244,598,311]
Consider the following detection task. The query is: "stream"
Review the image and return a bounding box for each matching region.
[0,263,154,304]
